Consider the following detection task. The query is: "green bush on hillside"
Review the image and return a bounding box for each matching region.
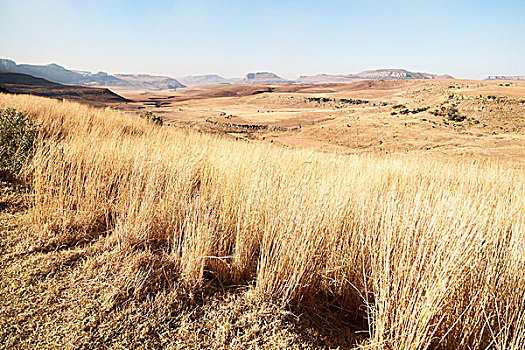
[141,111,163,126]
[0,108,36,174]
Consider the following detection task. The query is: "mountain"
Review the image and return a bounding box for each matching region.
[485,76,525,81]
[0,71,129,104]
[178,75,240,86]
[0,59,185,90]
[297,69,454,84]
[0,59,87,85]
[354,69,453,80]
[113,74,185,90]
[241,72,294,84]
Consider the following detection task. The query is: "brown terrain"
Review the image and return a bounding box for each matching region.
[0,71,129,105]
[113,79,525,161]
[1,77,524,349]
[2,69,523,160]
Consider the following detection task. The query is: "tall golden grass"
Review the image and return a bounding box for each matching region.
[2,93,525,349]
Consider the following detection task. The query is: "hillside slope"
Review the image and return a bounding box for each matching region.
[178,74,240,86]
[0,71,129,103]
[1,93,523,349]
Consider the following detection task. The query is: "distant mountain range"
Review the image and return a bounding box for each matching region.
[1,59,469,90]
[179,70,455,86]
[0,71,129,104]
[297,69,454,84]
[181,69,455,86]
[0,59,185,90]
[485,76,525,81]
[178,72,295,86]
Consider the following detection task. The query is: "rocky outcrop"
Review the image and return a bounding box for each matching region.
[241,72,294,84]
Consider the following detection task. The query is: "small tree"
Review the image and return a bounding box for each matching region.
[141,111,163,126]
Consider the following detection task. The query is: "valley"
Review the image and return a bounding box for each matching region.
[115,79,525,161]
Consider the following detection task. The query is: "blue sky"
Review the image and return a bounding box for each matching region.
[1,0,523,79]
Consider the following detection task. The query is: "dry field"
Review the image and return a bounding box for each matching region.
[116,79,525,160]
[0,88,524,349]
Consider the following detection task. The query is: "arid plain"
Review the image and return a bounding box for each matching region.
[115,79,525,161]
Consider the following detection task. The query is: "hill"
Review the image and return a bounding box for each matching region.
[354,69,453,80]
[0,59,85,85]
[241,72,294,84]
[0,71,129,104]
[112,74,186,90]
[117,78,525,160]
[1,93,524,349]
[0,58,185,90]
[178,74,240,86]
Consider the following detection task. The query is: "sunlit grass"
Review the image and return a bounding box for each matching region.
[2,93,524,349]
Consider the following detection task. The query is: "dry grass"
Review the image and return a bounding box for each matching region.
[1,93,524,349]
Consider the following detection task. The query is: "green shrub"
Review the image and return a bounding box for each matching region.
[448,114,466,122]
[0,108,36,174]
[141,111,163,126]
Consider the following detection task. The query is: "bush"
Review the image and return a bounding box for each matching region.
[448,114,466,122]
[430,106,466,122]
[0,108,36,174]
[141,111,163,126]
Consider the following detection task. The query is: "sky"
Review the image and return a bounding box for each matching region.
[0,0,524,80]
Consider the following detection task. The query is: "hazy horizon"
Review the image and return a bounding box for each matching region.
[1,0,524,80]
